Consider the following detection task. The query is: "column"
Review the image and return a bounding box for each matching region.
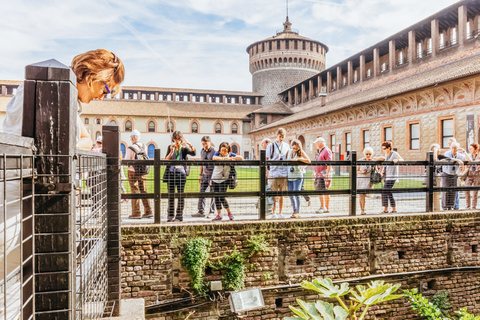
[317,75,322,95]
[347,60,353,85]
[326,71,332,93]
[389,40,396,71]
[294,86,298,104]
[1,85,5,96]
[308,79,313,100]
[359,55,365,82]
[458,5,467,46]
[431,19,439,58]
[336,66,342,89]
[288,90,292,106]
[189,93,193,102]
[408,30,416,64]
[223,95,226,103]
[137,91,141,100]
[206,94,210,103]
[172,92,176,101]
[373,48,380,76]
[255,97,259,105]
[301,83,305,103]
[238,96,242,104]
[154,92,159,101]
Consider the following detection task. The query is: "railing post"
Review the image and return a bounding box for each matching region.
[25,59,78,319]
[259,150,266,220]
[154,148,161,224]
[426,151,434,212]
[349,151,357,216]
[102,124,121,316]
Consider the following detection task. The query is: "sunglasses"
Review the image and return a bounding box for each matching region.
[103,83,117,97]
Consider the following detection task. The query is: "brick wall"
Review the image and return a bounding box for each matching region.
[121,212,480,319]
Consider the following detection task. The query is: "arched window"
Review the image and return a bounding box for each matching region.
[110,120,117,125]
[148,144,155,158]
[125,120,132,132]
[95,118,102,125]
[95,131,101,140]
[84,118,89,125]
[215,123,222,134]
[167,121,174,133]
[232,145,238,154]
[120,143,126,158]
[232,123,238,134]
[191,122,198,133]
[148,121,155,132]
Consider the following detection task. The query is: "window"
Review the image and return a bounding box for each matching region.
[344,132,351,152]
[191,122,198,133]
[259,115,267,126]
[215,123,222,134]
[84,118,89,125]
[148,144,155,158]
[167,121,174,133]
[244,151,250,160]
[383,126,392,142]
[409,123,420,150]
[120,143,126,158]
[232,145,238,154]
[441,119,454,148]
[110,120,117,125]
[148,121,155,132]
[125,120,132,132]
[330,134,336,150]
[95,118,101,125]
[95,131,101,140]
[232,123,238,134]
[363,130,370,149]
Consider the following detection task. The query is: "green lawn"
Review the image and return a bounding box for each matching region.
[121,167,424,194]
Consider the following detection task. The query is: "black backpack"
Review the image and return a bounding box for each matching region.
[228,166,238,189]
[128,143,150,175]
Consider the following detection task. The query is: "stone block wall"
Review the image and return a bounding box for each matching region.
[121,212,480,319]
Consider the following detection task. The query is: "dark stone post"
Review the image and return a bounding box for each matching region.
[259,150,266,220]
[426,151,434,212]
[349,151,357,216]
[102,124,121,316]
[24,59,78,320]
[154,148,161,223]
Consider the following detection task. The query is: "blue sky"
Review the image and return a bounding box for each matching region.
[0,0,453,92]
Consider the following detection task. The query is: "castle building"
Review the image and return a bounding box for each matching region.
[2,0,480,162]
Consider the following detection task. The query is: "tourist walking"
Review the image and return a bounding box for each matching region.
[380,141,403,214]
[312,137,332,214]
[125,129,153,219]
[464,143,480,209]
[357,147,376,215]
[441,142,465,210]
[211,142,243,221]
[287,140,311,218]
[193,136,216,218]
[266,128,290,218]
[164,131,196,222]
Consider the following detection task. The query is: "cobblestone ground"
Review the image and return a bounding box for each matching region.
[120,192,473,224]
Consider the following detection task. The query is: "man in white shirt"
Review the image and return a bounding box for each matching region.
[266,128,289,218]
[442,142,465,210]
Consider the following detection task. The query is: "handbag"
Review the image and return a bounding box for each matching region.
[370,166,382,184]
[227,166,238,189]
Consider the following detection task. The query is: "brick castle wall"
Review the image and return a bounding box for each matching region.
[121,212,480,319]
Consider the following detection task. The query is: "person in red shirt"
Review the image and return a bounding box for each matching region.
[312,137,332,214]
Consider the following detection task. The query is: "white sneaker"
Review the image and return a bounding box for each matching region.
[278,213,286,219]
[269,214,279,219]
[315,207,325,214]
[206,213,215,219]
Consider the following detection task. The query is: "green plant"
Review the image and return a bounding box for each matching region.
[285,278,402,320]
[212,246,246,291]
[263,272,272,280]
[245,234,271,257]
[181,237,212,296]
[404,289,480,320]
[431,291,452,317]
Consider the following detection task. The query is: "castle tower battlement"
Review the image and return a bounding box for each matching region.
[246,18,328,106]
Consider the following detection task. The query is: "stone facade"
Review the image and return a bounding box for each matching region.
[121,212,480,319]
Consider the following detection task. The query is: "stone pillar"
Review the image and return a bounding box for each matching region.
[301,83,305,103]
[294,86,298,104]
[238,95,242,104]
[408,30,416,64]
[373,48,380,76]
[336,66,342,89]
[431,19,439,58]
[223,95,226,103]
[347,61,353,85]
[389,40,396,71]
[189,93,193,102]
[288,90,292,106]
[308,80,313,100]
[154,92,159,101]
[255,113,260,128]
[458,5,467,46]
[326,71,332,93]
[172,92,176,102]
[206,94,210,103]
[359,55,365,82]
[1,85,5,96]
[317,75,322,95]
[255,97,259,105]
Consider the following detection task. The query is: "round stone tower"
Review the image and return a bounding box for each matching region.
[247,18,328,106]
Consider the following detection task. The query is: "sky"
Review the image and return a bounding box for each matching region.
[0,0,454,92]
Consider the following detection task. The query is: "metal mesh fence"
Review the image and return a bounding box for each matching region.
[0,153,34,320]
[75,151,108,320]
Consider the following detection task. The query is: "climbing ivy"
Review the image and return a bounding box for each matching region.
[245,234,271,257]
[212,246,246,291]
[181,237,212,296]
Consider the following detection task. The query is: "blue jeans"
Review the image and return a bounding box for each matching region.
[288,179,302,213]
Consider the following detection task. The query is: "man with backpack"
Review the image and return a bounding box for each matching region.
[125,129,153,219]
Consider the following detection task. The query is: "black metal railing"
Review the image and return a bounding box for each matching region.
[439,40,458,51]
